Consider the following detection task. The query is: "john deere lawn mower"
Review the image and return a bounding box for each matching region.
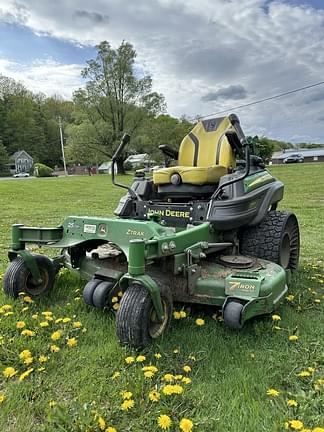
[3,114,300,347]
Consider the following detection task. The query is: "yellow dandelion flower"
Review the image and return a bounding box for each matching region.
[173,384,184,394]
[32,314,38,320]
[39,355,48,363]
[23,296,33,303]
[112,371,120,379]
[112,303,120,310]
[162,385,174,395]
[182,377,192,384]
[179,418,193,432]
[2,304,12,311]
[106,427,117,432]
[72,321,82,328]
[289,420,304,430]
[314,299,321,304]
[297,371,311,378]
[154,353,162,359]
[111,296,118,303]
[173,311,181,319]
[136,355,146,362]
[125,356,135,364]
[50,344,60,353]
[66,337,77,347]
[313,428,324,432]
[149,390,160,402]
[163,373,174,382]
[121,399,134,410]
[267,388,280,397]
[307,367,315,373]
[19,349,32,360]
[144,371,154,378]
[48,400,57,408]
[51,331,62,341]
[121,391,133,400]
[98,416,106,430]
[289,335,299,342]
[180,310,187,318]
[175,374,183,380]
[286,294,295,302]
[62,317,71,323]
[16,321,26,329]
[142,365,158,373]
[40,321,49,327]
[23,356,33,365]
[55,318,63,324]
[183,365,191,373]
[287,399,298,407]
[272,314,281,321]
[3,367,17,378]
[21,329,35,337]
[0,393,6,404]
[118,291,123,297]
[19,368,34,381]
[42,311,53,316]
[195,318,205,326]
[157,414,172,430]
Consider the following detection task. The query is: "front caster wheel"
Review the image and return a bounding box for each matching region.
[92,281,115,309]
[3,254,55,299]
[116,282,172,348]
[223,301,244,330]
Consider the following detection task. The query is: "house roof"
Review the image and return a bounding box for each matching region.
[11,150,33,161]
[272,148,324,159]
[125,153,149,163]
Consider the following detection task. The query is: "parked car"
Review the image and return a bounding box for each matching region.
[283,154,304,164]
[13,172,29,178]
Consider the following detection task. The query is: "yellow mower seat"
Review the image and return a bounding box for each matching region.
[153,116,237,186]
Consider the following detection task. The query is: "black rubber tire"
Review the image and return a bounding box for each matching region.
[83,279,102,306]
[92,281,115,309]
[240,211,300,271]
[116,282,173,348]
[3,254,55,299]
[223,301,244,330]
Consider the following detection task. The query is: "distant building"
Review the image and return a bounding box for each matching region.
[271,148,324,164]
[9,150,33,174]
[124,153,155,168]
[98,161,117,174]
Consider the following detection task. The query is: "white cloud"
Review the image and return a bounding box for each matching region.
[0,58,83,98]
[0,0,324,142]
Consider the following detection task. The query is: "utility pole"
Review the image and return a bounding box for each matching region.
[58,116,68,176]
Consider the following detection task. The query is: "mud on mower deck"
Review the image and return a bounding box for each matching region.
[3,215,292,347]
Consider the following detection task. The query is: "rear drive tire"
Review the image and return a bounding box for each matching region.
[116,282,172,348]
[83,279,102,306]
[240,211,300,271]
[3,254,55,299]
[223,301,244,330]
[92,281,115,309]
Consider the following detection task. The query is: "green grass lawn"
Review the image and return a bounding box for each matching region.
[0,164,323,432]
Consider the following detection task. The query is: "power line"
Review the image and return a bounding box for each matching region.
[198,80,324,120]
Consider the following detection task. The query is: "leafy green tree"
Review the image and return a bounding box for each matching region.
[73,40,166,172]
[0,139,9,176]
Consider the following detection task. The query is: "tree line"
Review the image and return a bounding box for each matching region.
[0,40,315,176]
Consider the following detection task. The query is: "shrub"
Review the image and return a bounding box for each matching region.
[34,163,54,177]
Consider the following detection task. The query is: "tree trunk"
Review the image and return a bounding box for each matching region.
[116,157,125,174]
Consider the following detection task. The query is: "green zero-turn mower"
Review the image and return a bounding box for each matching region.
[3,114,300,347]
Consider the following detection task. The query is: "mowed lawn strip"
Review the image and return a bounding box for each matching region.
[0,164,323,432]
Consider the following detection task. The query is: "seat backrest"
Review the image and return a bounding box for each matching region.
[178,117,236,168]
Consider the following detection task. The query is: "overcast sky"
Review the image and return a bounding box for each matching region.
[0,0,324,142]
